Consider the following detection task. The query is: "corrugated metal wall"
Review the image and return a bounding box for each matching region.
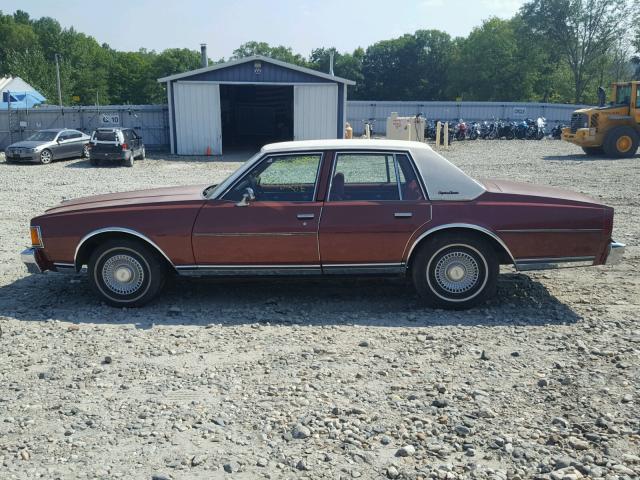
[293,85,338,140]
[0,105,168,150]
[173,83,222,155]
[347,101,588,135]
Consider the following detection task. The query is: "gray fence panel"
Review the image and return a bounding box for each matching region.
[1,101,588,150]
[0,105,169,150]
[346,101,588,136]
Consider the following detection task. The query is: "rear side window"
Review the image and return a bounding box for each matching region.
[330,153,399,201]
[329,152,424,201]
[396,154,424,200]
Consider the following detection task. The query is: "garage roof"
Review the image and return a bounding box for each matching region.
[157,55,356,85]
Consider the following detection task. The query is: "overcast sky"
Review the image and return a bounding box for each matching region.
[7,0,525,58]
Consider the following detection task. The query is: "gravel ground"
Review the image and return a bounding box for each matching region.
[0,140,638,480]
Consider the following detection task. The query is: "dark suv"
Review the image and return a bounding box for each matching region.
[88,128,145,167]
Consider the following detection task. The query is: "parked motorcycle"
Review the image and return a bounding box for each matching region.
[454,119,468,141]
[497,120,515,140]
[551,123,566,139]
[514,120,529,140]
[534,117,547,140]
[468,122,481,140]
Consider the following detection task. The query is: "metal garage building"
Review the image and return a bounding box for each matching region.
[158,55,355,155]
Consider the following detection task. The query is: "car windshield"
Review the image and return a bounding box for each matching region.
[27,131,58,141]
[94,130,117,141]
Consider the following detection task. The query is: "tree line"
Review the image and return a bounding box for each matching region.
[1,0,638,107]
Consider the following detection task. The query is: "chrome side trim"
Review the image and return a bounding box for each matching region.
[192,232,314,238]
[322,262,403,268]
[405,223,517,266]
[323,263,405,276]
[497,228,602,234]
[515,256,595,271]
[605,241,625,265]
[176,264,321,269]
[73,227,176,270]
[176,264,321,277]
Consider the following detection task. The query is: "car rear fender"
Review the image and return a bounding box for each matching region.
[405,223,516,270]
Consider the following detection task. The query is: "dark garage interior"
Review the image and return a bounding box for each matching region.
[220,85,294,150]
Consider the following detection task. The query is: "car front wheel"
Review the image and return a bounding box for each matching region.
[39,149,53,164]
[411,234,498,310]
[88,239,166,307]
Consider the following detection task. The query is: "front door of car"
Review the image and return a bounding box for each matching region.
[191,152,325,273]
[319,152,432,272]
[52,131,70,158]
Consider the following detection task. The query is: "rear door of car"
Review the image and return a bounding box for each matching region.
[62,130,85,158]
[318,150,432,274]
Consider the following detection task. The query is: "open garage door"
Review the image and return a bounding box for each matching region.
[174,82,222,155]
[293,84,338,140]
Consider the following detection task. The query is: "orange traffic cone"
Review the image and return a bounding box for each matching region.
[205,146,212,156]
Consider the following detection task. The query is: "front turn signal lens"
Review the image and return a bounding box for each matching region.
[30,226,43,247]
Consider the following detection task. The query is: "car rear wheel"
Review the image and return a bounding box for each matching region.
[603,126,639,158]
[39,149,53,165]
[82,144,90,158]
[88,239,166,307]
[411,233,498,310]
[124,152,134,167]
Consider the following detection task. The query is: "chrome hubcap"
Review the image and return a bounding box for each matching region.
[102,254,144,295]
[434,251,480,294]
[41,151,51,163]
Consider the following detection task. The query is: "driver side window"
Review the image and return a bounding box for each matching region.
[225,154,322,202]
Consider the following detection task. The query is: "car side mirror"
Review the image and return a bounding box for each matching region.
[236,187,255,207]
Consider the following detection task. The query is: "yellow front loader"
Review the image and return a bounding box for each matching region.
[562,81,640,157]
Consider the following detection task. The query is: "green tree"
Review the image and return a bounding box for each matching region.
[308,47,365,96]
[360,30,455,100]
[231,41,308,66]
[521,0,635,103]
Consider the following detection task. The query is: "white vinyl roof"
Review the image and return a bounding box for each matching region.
[210,139,485,202]
[157,55,356,85]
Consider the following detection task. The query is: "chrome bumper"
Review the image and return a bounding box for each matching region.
[21,248,43,274]
[605,241,625,265]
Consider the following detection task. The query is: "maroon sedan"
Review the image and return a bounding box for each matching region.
[21,139,624,309]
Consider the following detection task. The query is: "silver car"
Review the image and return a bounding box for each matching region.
[5,129,91,165]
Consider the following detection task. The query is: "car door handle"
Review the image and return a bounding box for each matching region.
[297,213,315,220]
[394,212,413,218]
